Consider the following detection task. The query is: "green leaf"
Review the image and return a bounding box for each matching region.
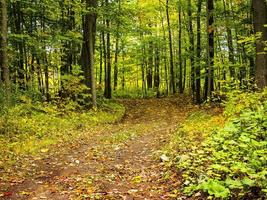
[225,178,243,189]
[200,180,230,198]
[242,177,255,187]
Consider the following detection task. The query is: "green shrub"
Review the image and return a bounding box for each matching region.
[169,89,267,199]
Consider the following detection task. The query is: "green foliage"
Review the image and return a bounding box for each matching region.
[199,179,230,198]
[165,89,267,199]
[113,88,157,99]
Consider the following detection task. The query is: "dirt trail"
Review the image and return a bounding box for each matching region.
[2,97,193,200]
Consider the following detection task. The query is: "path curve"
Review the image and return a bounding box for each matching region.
[2,97,193,200]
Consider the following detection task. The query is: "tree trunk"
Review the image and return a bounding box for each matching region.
[99,34,103,84]
[113,0,121,91]
[44,55,50,101]
[104,0,112,99]
[140,33,147,95]
[154,44,160,95]
[252,0,267,89]
[147,37,153,89]
[114,36,119,90]
[102,24,107,91]
[60,0,75,78]
[0,0,10,98]
[12,1,27,90]
[205,0,215,100]
[178,0,183,94]
[166,0,175,94]
[188,0,195,99]
[223,0,235,79]
[196,0,202,104]
[81,0,97,107]
[160,12,168,95]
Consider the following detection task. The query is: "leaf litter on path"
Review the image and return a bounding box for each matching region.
[1,97,195,200]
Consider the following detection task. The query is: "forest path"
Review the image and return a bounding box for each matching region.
[2,97,194,200]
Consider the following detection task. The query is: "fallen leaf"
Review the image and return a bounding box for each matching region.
[127,189,138,194]
[40,148,49,153]
[87,186,96,194]
[19,191,32,196]
[160,154,170,162]
[132,175,142,183]
[3,192,13,197]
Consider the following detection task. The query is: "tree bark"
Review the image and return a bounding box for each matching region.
[196,0,202,104]
[154,43,160,95]
[0,0,10,98]
[147,36,153,89]
[104,0,112,99]
[223,0,235,79]
[205,0,215,100]
[81,0,97,107]
[252,0,267,89]
[178,0,183,94]
[12,1,25,90]
[113,0,121,91]
[188,0,195,99]
[166,0,175,94]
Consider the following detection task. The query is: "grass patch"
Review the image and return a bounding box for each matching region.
[164,110,225,155]
[0,100,125,169]
[113,88,156,99]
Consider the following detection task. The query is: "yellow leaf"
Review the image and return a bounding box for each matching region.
[132,175,142,183]
[40,149,49,153]
[87,186,96,194]
[19,191,32,196]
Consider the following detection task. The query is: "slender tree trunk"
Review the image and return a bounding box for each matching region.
[147,36,153,89]
[223,0,235,79]
[205,0,215,100]
[140,33,147,95]
[44,55,50,101]
[178,0,183,93]
[102,23,107,92]
[13,1,26,90]
[252,0,267,88]
[36,58,44,95]
[154,44,160,95]
[88,0,97,107]
[104,0,112,99]
[113,0,121,91]
[60,0,75,79]
[166,0,175,94]
[183,58,186,92]
[160,13,168,95]
[114,36,119,90]
[188,0,195,99]
[196,0,202,103]
[122,64,125,90]
[122,45,126,90]
[0,0,10,99]
[99,34,103,84]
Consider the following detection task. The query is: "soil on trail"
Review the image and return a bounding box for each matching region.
[1,97,194,200]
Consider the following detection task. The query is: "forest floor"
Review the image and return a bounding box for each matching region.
[1,97,197,200]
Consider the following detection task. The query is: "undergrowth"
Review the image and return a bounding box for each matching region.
[0,98,125,170]
[113,88,156,99]
[165,89,267,199]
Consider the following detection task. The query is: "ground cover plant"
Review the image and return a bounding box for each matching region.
[164,89,267,199]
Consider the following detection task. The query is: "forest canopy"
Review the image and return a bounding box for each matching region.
[0,0,266,106]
